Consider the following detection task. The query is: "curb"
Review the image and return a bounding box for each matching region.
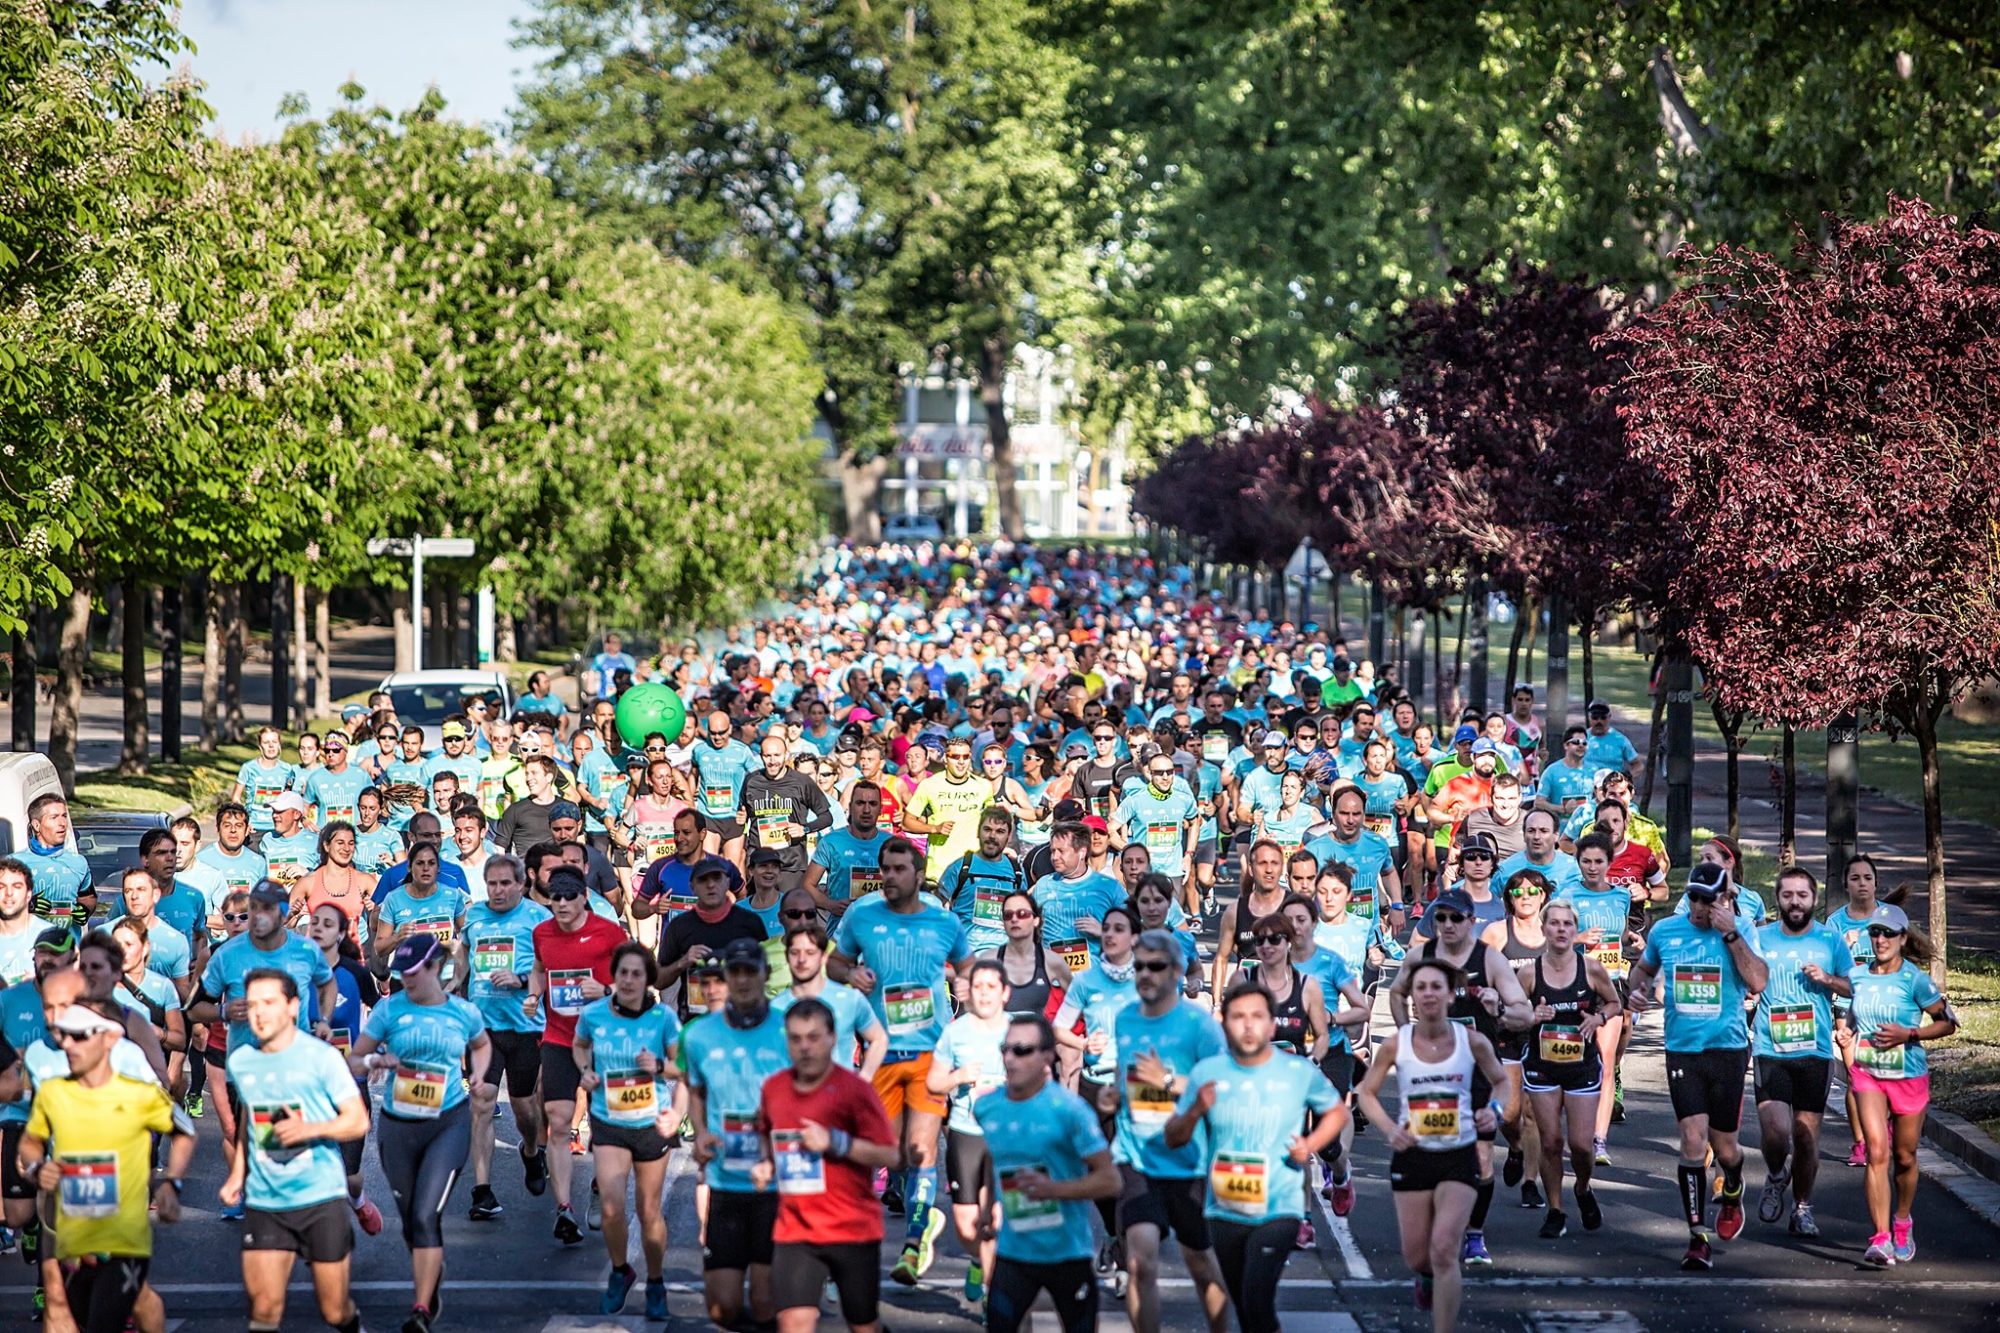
[1924,1108,2000,1186]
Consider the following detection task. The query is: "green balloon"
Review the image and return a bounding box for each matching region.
[615,683,687,749]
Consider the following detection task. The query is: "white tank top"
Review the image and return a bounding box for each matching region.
[1397,1021,1476,1151]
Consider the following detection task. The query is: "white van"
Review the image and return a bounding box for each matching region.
[0,752,72,858]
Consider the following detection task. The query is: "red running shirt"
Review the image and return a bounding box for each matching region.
[758,1065,895,1245]
[532,913,627,1047]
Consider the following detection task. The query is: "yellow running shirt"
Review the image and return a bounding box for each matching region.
[26,1074,179,1259]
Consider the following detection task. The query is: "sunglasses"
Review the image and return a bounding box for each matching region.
[53,1029,102,1045]
[644,743,667,752]
[1003,1043,1049,1058]
[1133,960,1174,974]
[1460,852,1494,863]
[1507,886,1545,897]
[781,909,818,920]
[546,888,584,902]
[1093,735,1117,743]
[1002,908,1036,922]
[1255,933,1289,946]
[222,912,251,923]
[1432,911,1468,925]
[1867,926,1903,939]
[982,758,1007,766]
[1148,770,1176,779]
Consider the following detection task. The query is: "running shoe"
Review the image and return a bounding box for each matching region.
[1328,1175,1356,1218]
[602,1263,638,1315]
[1789,1203,1819,1238]
[220,1200,245,1222]
[402,1306,434,1333]
[1892,1218,1916,1264]
[1296,1218,1316,1250]
[914,1204,946,1275]
[1413,1274,1433,1311]
[0,1226,14,1255]
[31,1287,45,1321]
[964,1261,984,1304]
[645,1277,668,1321]
[522,1143,549,1196]
[1593,1138,1611,1167]
[1681,1234,1713,1270]
[1863,1234,1894,1267]
[468,1184,503,1221]
[1847,1141,1868,1168]
[1503,1150,1524,1188]
[1757,1171,1790,1225]
[553,1206,584,1245]
[353,1195,384,1236]
[1539,1209,1568,1239]
[587,1180,603,1231]
[889,1242,923,1287]
[569,1124,588,1156]
[182,1093,205,1121]
[882,1179,905,1216]
[1095,1237,1119,1280]
[1520,1180,1544,1209]
[1576,1188,1603,1232]
[1107,1267,1130,1300]
[1716,1187,1745,1241]
[889,1205,945,1284]
[1461,1231,1492,1266]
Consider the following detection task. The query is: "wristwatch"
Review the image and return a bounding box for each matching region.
[1722,931,1741,944]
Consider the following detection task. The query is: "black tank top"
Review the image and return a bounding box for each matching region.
[1247,963,1311,1054]
[1524,953,1602,1080]
[1423,938,1502,1047]
[1501,917,1543,964]
[1233,891,1285,963]
[995,943,1052,1018]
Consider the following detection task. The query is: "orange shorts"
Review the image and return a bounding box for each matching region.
[872,1052,945,1120]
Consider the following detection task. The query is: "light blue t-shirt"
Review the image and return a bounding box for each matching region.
[1110,1000,1226,1179]
[1497,849,1583,900]
[1115,784,1199,878]
[20,844,91,920]
[938,850,1026,955]
[201,932,334,1052]
[464,898,551,1033]
[373,885,471,948]
[833,896,971,1057]
[681,1005,791,1192]
[1179,1049,1340,1223]
[0,919,57,988]
[974,1081,1109,1264]
[575,996,681,1126]
[361,992,485,1118]
[1060,963,1140,1077]
[1296,947,1358,1051]
[234,759,297,832]
[1031,869,1125,971]
[808,827,892,905]
[227,1033,360,1210]
[1849,961,1945,1081]
[1305,830,1396,920]
[932,1012,1009,1133]
[112,968,183,1023]
[193,845,269,917]
[0,978,48,1123]
[772,982,881,1071]
[1583,729,1637,776]
[1555,883,1639,980]
[1237,766,1289,822]
[1538,759,1597,809]
[300,766,370,830]
[1639,914,1762,1053]
[258,830,321,882]
[353,826,404,875]
[690,739,759,820]
[1753,922,1851,1062]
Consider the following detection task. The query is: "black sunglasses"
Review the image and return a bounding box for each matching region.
[1003,1042,1049,1058]
[1432,910,1468,925]
[1254,933,1289,946]
[1867,926,1903,939]
[781,909,817,920]
[1133,960,1174,974]
[546,888,584,901]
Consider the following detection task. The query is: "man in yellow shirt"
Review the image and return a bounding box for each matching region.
[901,739,993,881]
[17,1002,195,1333]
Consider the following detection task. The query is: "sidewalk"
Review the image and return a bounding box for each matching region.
[0,623,397,773]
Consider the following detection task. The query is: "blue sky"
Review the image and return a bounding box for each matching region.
[181,0,544,140]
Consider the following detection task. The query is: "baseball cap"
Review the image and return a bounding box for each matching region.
[691,953,725,979]
[547,800,582,825]
[1452,723,1479,745]
[1260,733,1288,749]
[390,932,444,974]
[1052,799,1087,822]
[692,855,734,881]
[441,721,471,740]
[720,938,768,971]
[545,865,589,898]
[1684,861,1728,900]
[1432,888,1475,917]
[1063,741,1088,760]
[1081,815,1110,834]
[340,704,370,723]
[248,880,291,907]
[1469,738,1499,756]
[1868,903,1910,934]
[1585,699,1611,718]
[51,1005,124,1038]
[32,925,78,955]
[747,847,785,868]
[270,792,309,815]
[1459,832,1499,859]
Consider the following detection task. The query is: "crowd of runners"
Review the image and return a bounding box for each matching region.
[0,540,1962,1333]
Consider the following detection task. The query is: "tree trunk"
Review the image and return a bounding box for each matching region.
[1368,581,1387,667]
[312,587,331,719]
[49,583,92,795]
[1431,608,1447,729]
[1465,575,1490,713]
[392,598,414,673]
[224,582,245,742]
[1406,607,1426,705]
[1779,724,1797,867]
[1503,594,1533,704]
[1450,591,1469,719]
[1913,702,1948,987]
[1545,594,1570,737]
[1579,620,1596,714]
[497,608,518,664]
[1711,700,1744,842]
[117,577,148,774]
[1638,645,1668,816]
[426,580,449,670]
[160,582,182,764]
[444,587,463,671]
[979,334,1022,538]
[10,630,35,752]
[290,576,308,727]
[200,577,222,752]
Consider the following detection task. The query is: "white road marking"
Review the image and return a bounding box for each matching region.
[1326,1210,1373,1280]
[540,1318,650,1333]
[1529,1314,1647,1333]
[1277,1315,1363,1332]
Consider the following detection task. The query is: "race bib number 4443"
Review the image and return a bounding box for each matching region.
[1210,1152,1268,1214]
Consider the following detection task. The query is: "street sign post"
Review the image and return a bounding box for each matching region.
[368,535,476,672]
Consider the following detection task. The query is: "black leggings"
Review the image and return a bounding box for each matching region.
[1212,1217,1295,1333]
[64,1256,149,1333]
[985,1257,1097,1333]
[379,1099,471,1249]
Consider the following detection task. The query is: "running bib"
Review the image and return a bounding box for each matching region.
[549,969,591,1016]
[1538,1023,1585,1064]
[998,1164,1063,1230]
[324,804,357,827]
[249,1102,307,1165]
[327,1026,352,1056]
[1210,1151,1269,1214]
[884,983,936,1034]
[1351,884,1376,920]
[1409,1094,1462,1142]
[755,811,791,850]
[414,917,456,946]
[1364,814,1395,838]
[1858,1042,1908,1077]
[1590,939,1628,978]
[57,1153,118,1219]
[390,1063,449,1119]
[1202,735,1229,763]
[701,784,736,815]
[973,888,1006,924]
[1143,821,1180,856]
[604,1070,656,1125]
[849,869,884,900]
[1769,1007,1817,1056]
[472,935,517,981]
[720,1112,761,1174]
[252,779,288,809]
[773,1129,825,1195]
[637,826,675,863]
[1671,964,1723,1018]
[1053,938,1091,973]
[1126,1067,1176,1127]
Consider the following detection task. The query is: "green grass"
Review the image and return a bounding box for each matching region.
[1930,948,2000,1138]
[72,742,258,816]
[1324,580,2000,831]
